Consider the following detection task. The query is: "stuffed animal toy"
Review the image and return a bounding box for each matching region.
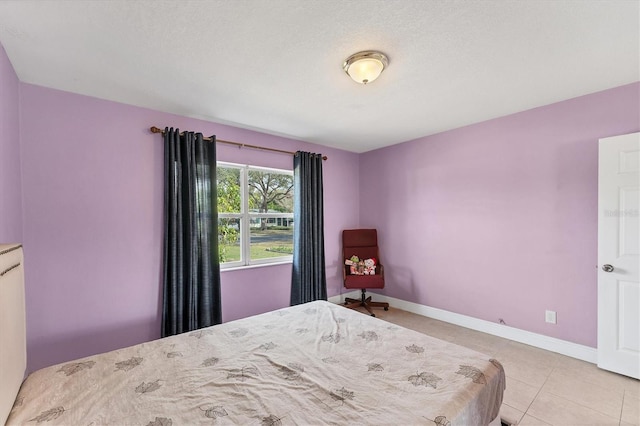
[345,256,377,275]
[345,255,360,274]
[364,258,377,275]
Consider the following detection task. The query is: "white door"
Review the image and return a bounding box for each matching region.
[598,132,640,379]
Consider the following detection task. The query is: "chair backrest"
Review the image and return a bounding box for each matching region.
[342,229,380,263]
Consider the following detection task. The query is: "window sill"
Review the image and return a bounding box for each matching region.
[220,260,293,273]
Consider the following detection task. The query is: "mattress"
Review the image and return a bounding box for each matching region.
[7,300,505,425]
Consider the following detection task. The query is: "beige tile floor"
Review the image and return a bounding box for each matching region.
[349,305,640,426]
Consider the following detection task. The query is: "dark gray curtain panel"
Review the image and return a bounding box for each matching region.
[162,127,221,337]
[291,151,327,305]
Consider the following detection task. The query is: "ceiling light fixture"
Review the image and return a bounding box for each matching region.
[342,51,389,85]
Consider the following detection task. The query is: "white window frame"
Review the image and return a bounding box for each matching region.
[217,161,293,269]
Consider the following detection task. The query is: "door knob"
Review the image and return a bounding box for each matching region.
[602,264,614,273]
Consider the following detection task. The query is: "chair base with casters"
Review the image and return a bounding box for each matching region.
[344,289,389,317]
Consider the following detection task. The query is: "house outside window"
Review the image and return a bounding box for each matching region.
[217,162,294,268]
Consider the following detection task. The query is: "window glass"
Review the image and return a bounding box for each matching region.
[217,167,241,213]
[217,163,293,267]
[218,217,241,263]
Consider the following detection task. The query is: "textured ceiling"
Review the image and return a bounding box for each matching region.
[0,0,638,153]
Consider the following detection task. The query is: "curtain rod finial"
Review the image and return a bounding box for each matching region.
[150,126,163,134]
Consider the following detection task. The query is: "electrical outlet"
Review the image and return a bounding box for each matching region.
[545,310,557,324]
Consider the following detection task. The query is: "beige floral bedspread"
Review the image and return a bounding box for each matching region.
[7,301,505,425]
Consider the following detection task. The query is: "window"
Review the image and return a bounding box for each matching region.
[217,162,294,268]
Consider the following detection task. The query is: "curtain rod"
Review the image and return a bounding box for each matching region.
[149,126,327,161]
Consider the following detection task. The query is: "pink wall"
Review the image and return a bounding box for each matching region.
[359,82,640,348]
[0,43,22,243]
[19,83,359,371]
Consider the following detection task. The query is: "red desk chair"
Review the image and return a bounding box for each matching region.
[342,229,389,316]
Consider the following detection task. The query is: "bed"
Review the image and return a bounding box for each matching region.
[1,244,505,425]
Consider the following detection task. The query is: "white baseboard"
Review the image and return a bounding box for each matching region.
[328,290,361,305]
[329,291,597,364]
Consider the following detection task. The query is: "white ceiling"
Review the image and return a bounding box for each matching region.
[0,1,638,153]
